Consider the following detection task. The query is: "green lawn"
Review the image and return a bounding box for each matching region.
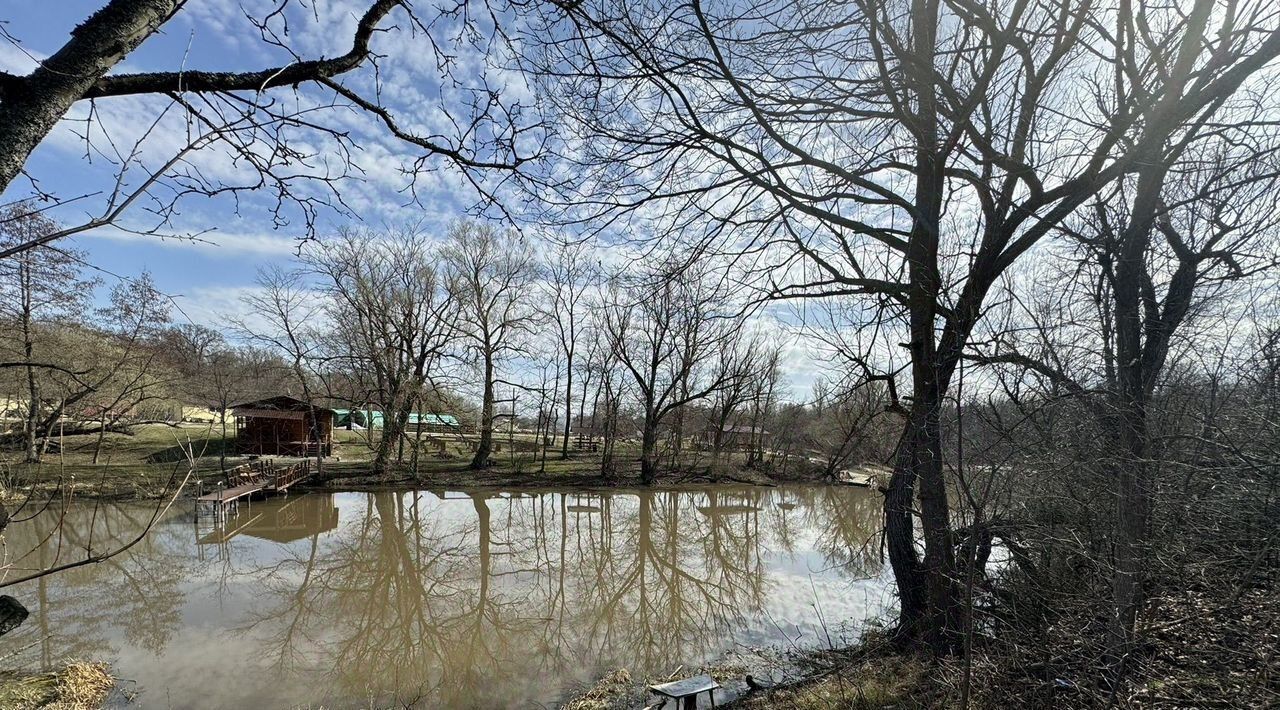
[0,423,811,500]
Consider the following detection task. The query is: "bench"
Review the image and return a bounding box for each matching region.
[647,674,719,709]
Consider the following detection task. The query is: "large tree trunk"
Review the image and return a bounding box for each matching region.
[639,416,659,484]
[218,408,228,472]
[1110,393,1149,653]
[748,394,767,466]
[599,382,617,478]
[1107,156,1166,658]
[0,1,182,194]
[710,400,731,467]
[711,428,725,466]
[374,398,412,476]
[22,356,39,464]
[470,354,495,469]
[885,383,961,653]
[670,405,684,469]
[21,263,40,464]
[884,0,961,649]
[884,407,926,641]
[293,361,323,478]
[561,360,573,459]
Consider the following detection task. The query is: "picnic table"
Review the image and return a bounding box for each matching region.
[647,674,720,709]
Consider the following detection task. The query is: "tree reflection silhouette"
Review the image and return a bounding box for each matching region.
[2,502,193,664]
[1,485,884,708]
[238,486,882,707]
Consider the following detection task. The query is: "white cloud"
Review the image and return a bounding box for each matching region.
[0,41,41,74]
[87,226,305,257]
[170,284,273,332]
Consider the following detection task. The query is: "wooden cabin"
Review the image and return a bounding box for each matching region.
[697,424,769,451]
[231,396,333,457]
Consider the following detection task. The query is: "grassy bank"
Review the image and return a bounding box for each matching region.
[556,564,1278,710]
[1,423,878,502]
[311,453,786,492]
[0,662,114,710]
[735,650,933,709]
[724,561,1280,709]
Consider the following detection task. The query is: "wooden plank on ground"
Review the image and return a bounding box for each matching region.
[648,674,719,698]
[196,481,265,503]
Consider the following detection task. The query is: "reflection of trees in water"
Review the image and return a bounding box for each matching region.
[240,486,883,707]
[2,503,193,665]
[788,486,884,575]
[241,492,520,706]
[0,485,884,708]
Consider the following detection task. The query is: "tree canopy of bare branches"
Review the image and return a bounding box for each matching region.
[0,0,546,258]
[526,0,1280,651]
[443,221,539,469]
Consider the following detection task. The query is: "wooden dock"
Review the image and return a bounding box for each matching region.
[196,459,314,518]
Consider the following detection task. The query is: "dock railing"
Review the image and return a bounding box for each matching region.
[197,459,314,519]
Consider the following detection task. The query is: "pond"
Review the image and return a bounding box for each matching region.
[1,484,893,708]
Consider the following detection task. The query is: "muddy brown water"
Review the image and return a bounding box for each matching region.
[1,484,892,708]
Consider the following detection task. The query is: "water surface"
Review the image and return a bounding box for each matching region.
[1,485,891,708]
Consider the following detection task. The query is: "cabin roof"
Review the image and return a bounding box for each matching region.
[230,396,334,414]
[408,412,459,427]
[710,424,769,435]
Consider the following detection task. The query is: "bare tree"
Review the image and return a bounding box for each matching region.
[706,331,772,467]
[0,203,98,461]
[602,256,737,483]
[529,0,1280,649]
[161,325,295,470]
[961,131,1280,683]
[743,338,783,467]
[540,240,598,459]
[443,221,538,469]
[306,228,457,475]
[1074,137,1280,659]
[207,348,286,470]
[808,377,895,480]
[0,242,173,464]
[237,266,327,473]
[84,272,174,463]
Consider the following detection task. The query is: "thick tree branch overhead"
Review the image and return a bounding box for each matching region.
[0,0,186,195]
[0,1,407,195]
[0,0,542,254]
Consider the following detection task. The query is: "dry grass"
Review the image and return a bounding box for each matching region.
[559,659,755,710]
[2,422,830,502]
[0,661,114,710]
[561,668,634,710]
[736,654,932,710]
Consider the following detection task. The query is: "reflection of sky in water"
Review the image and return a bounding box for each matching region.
[1,484,892,709]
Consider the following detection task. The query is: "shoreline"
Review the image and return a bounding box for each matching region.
[0,424,888,503]
[2,457,884,504]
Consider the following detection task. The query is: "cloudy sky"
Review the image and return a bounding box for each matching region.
[0,0,841,397]
[1,1,524,316]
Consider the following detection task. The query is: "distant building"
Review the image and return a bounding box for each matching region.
[406,412,461,433]
[332,408,461,434]
[231,396,333,457]
[697,424,769,450]
[331,408,371,430]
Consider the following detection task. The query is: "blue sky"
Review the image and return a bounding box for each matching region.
[1,0,498,325]
[0,1,833,396]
